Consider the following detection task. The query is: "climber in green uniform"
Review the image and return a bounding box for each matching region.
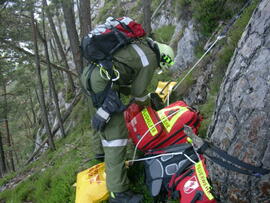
[81,38,174,203]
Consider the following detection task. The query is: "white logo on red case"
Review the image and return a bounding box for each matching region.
[183,176,199,194]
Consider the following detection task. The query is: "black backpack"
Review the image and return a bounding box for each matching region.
[144,144,199,201]
[81,17,146,71]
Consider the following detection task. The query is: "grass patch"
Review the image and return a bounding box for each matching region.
[0,96,96,203]
[198,95,216,136]
[0,172,16,187]
[153,25,176,44]
[0,127,95,203]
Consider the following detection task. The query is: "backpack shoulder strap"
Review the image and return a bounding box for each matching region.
[81,62,113,108]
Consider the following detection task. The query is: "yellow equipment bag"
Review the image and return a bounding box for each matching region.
[75,163,109,203]
[155,81,176,102]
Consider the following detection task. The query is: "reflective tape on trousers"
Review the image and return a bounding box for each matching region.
[195,161,215,200]
[101,139,128,147]
[141,108,158,136]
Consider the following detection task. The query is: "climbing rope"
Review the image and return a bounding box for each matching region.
[127,0,254,164]
[167,0,253,104]
[130,107,186,162]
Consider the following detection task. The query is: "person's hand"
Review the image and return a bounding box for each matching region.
[92,89,126,131]
[149,93,164,111]
[102,89,126,113]
[92,107,110,131]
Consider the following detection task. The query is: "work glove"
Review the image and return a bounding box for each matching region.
[92,89,126,131]
[92,107,110,131]
[149,93,164,111]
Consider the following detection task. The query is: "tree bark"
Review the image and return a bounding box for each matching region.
[41,5,66,138]
[55,8,66,51]
[79,0,91,38]
[43,0,76,93]
[79,0,91,67]
[0,130,7,176]
[30,9,55,151]
[28,88,37,125]
[207,1,270,202]
[61,0,83,74]
[49,38,59,63]
[2,81,15,172]
[143,0,152,34]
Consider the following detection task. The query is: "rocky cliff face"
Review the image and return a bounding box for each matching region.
[207,0,270,202]
[172,20,200,72]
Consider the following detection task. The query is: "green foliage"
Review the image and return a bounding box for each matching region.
[129,1,143,21]
[176,0,191,7]
[174,0,192,19]
[198,95,216,136]
[197,0,259,136]
[94,0,126,24]
[153,25,176,44]
[0,172,16,187]
[192,0,227,36]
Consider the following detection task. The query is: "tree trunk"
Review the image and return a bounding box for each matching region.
[49,38,59,63]
[41,6,66,138]
[0,130,7,176]
[2,81,15,172]
[207,1,270,202]
[55,8,66,52]
[61,0,83,74]
[43,0,75,93]
[28,88,37,125]
[79,0,91,67]
[79,0,91,38]
[143,0,152,34]
[30,9,55,151]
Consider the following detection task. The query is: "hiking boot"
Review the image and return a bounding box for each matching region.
[95,153,104,162]
[109,190,143,203]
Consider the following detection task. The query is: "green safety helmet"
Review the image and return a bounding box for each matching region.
[155,42,175,71]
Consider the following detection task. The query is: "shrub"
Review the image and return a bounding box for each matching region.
[192,0,227,36]
[153,25,176,44]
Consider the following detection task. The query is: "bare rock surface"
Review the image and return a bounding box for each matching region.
[207,1,270,202]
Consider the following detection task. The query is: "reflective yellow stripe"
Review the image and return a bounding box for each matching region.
[157,106,189,132]
[141,108,158,136]
[195,161,215,200]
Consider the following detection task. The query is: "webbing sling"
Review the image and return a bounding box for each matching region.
[199,142,270,177]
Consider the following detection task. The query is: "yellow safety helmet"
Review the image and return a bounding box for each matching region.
[155,42,175,71]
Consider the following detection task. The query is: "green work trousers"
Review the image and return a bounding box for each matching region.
[100,111,130,192]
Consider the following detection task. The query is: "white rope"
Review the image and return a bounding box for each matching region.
[131,108,185,162]
[184,153,196,164]
[128,151,197,165]
[127,151,184,163]
[170,35,225,100]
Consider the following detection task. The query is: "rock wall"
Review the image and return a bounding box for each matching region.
[207,0,270,202]
[171,20,200,72]
[151,0,177,30]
